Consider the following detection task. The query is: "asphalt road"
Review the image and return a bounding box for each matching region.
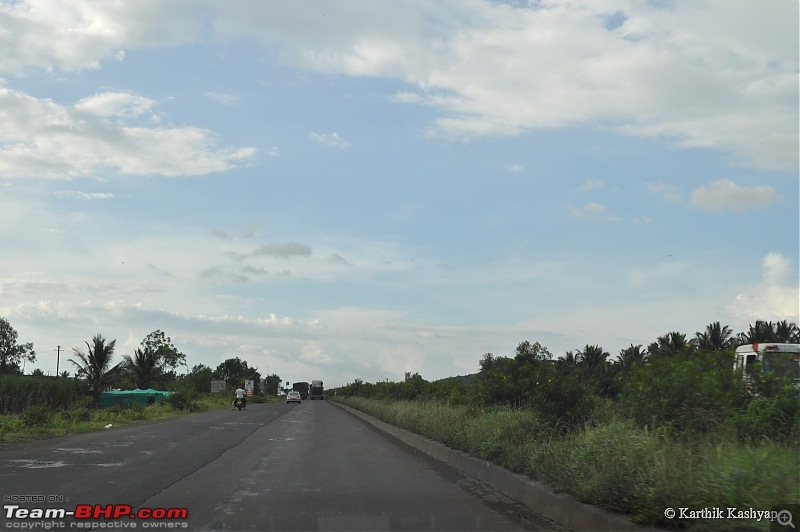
[0,400,556,531]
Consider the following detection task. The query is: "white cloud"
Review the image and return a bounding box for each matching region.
[56,191,114,200]
[505,163,523,173]
[204,92,240,106]
[689,179,775,212]
[0,0,203,72]
[580,179,604,191]
[284,0,796,169]
[2,1,794,170]
[0,87,255,179]
[74,92,156,119]
[568,202,618,221]
[237,242,313,259]
[724,252,800,327]
[645,182,682,202]
[309,132,351,148]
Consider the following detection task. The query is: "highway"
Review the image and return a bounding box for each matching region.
[0,400,561,531]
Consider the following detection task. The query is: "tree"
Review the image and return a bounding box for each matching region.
[0,317,36,374]
[514,341,552,364]
[70,335,123,406]
[617,344,647,371]
[736,320,800,345]
[122,348,163,389]
[737,320,777,344]
[576,344,618,398]
[476,353,516,405]
[774,320,799,343]
[139,330,187,376]
[696,322,734,352]
[181,364,213,394]
[555,350,578,373]
[648,331,693,359]
[263,373,282,396]
[212,357,260,391]
[577,344,609,368]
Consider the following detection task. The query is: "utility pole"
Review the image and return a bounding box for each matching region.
[55,345,62,377]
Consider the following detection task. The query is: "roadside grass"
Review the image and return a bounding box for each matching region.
[0,374,88,413]
[332,396,799,530]
[0,393,281,443]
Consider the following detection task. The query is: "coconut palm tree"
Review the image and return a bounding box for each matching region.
[123,348,162,390]
[577,344,609,368]
[555,350,578,373]
[617,344,647,370]
[648,331,693,359]
[70,334,122,407]
[696,322,734,351]
[774,320,800,343]
[737,320,777,344]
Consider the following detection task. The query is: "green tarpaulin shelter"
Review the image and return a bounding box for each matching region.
[100,388,171,409]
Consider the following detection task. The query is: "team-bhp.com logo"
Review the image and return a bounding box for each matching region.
[5,504,188,524]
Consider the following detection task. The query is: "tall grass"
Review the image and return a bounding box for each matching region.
[334,396,799,529]
[0,391,266,442]
[0,375,89,414]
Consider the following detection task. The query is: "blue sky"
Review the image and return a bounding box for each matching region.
[1,0,797,387]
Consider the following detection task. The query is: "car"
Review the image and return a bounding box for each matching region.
[286,391,302,404]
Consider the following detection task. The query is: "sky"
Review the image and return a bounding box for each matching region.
[0,0,798,388]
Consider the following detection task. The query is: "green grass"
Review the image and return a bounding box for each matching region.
[0,374,88,413]
[0,393,282,443]
[333,396,799,530]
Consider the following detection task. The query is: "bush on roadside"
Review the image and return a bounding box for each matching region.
[620,351,738,435]
[22,405,52,427]
[165,391,200,412]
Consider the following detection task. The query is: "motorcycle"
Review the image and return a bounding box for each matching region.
[234,397,244,411]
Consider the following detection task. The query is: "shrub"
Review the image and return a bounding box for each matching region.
[620,351,736,435]
[733,393,800,442]
[165,391,199,411]
[128,405,148,420]
[72,407,93,422]
[59,407,93,423]
[22,405,52,427]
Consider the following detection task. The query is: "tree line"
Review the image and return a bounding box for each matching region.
[0,317,282,408]
[335,320,800,441]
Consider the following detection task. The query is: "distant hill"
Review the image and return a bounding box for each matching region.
[434,373,478,387]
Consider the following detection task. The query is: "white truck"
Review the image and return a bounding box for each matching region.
[734,343,800,381]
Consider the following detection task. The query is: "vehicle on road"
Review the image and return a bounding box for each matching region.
[309,379,325,400]
[286,391,302,404]
[292,381,309,400]
[234,397,245,411]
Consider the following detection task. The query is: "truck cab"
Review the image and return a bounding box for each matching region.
[309,379,324,400]
[734,343,800,382]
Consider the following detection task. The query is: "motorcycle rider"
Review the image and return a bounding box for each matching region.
[232,384,247,410]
